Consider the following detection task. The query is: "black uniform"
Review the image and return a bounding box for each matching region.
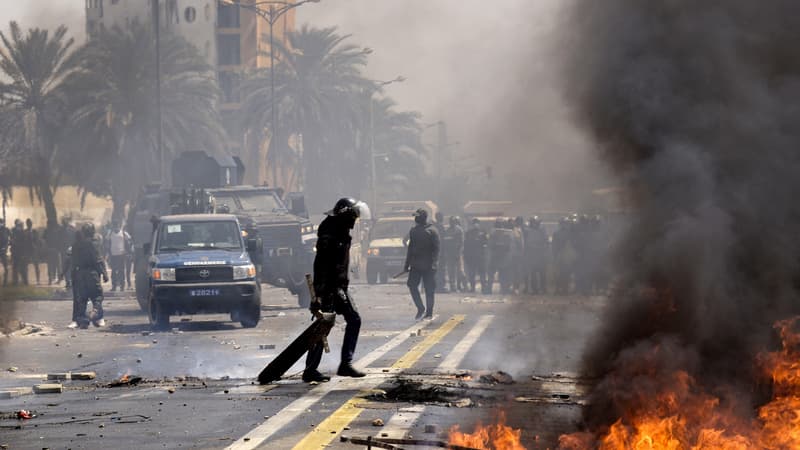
[463,223,488,293]
[0,222,9,286]
[524,224,548,294]
[443,221,465,292]
[405,219,440,319]
[10,222,31,285]
[305,213,362,378]
[72,230,107,326]
[488,222,514,294]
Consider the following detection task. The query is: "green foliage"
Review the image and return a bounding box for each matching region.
[63,20,227,219]
[241,25,427,209]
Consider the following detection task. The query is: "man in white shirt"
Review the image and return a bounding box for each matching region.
[107,222,131,292]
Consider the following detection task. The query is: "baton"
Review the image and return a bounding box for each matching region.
[392,270,409,279]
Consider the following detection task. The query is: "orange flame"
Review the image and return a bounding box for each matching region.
[558,316,800,449]
[449,411,526,450]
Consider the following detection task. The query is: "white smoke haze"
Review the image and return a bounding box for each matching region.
[300,0,609,212]
[0,1,85,42]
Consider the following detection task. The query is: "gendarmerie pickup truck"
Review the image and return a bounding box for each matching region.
[144,214,261,330]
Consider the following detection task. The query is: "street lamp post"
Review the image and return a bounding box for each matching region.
[226,0,321,187]
[368,76,405,211]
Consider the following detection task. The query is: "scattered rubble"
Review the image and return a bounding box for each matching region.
[478,371,513,385]
[107,375,142,388]
[372,418,384,426]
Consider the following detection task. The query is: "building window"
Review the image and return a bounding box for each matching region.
[185,7,197,23]
[218,35,241,66]
[219,71,241,103]
[218,3,240,28]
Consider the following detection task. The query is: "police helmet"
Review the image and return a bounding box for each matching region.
[413,208,428,224]
[326,197,370,221]
[529,216,541,228]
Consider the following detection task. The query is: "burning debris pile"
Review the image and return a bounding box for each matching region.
[555,0,800,447]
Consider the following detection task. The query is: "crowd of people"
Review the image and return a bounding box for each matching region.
[431,213,612,297]
[0,217,133,290]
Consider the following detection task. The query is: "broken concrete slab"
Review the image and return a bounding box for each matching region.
[72,372,96,380]
[33,384,63,394]
[47,373,70,381]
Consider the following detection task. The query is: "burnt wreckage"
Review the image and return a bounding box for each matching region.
[128,151,316,309]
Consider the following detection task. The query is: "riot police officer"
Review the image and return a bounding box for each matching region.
[488,218,514,295]
[463,218,488,293]
[10,219,30,285]
[0,219,9,286]
[443,216,465,292]
[433,212,447,292]
[525,216,548,294]
[304,198,370,383]
[70,223,108,328]
[404,208,440,319]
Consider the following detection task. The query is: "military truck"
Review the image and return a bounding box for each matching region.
[129,151,316,310]
[365,201,438,284]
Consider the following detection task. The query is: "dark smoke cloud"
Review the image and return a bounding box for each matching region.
[559,0,800,428]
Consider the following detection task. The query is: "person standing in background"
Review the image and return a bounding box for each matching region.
[0,219,9,286]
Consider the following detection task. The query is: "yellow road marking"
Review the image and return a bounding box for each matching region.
[290,315,466,450]
[392,315,465,369]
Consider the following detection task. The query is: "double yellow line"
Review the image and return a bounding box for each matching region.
[291,315,466,450]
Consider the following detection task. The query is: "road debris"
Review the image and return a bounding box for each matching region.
[72,372,96,380]
[33,384,63,394]
[478,371,514,385]
[6,367,17,373]
[372,418,384,426]
[47,373,70,381]
[16,410,33,420]
[107,375,142,388]
[424,424,437,433]
[259,344,276,350]
[340,435,480,450]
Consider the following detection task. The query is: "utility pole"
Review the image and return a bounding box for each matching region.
[435,121,446,204]
[152,0,164,185]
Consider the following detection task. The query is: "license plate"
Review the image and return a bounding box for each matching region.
[190,289,220,297]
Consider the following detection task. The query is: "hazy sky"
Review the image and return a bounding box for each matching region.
[0,0,606,210]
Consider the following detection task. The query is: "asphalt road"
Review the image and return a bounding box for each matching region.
[0,281,605,449]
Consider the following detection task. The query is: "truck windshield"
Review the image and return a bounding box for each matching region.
[237,191,285,211]
[212,191,285,212]
[371,220,414,239]
[157,221,243,252]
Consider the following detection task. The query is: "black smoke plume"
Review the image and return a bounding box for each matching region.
[558,0,800,431]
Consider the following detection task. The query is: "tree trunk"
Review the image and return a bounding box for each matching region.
[37,168,58,230]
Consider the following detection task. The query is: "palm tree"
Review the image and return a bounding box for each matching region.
[241,25,372,208]
[64,20,226,220]
[0,22,77,229]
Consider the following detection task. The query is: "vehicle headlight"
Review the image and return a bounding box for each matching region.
[368,248,380,256]
[153,268,176,281]
[233,264,257,280]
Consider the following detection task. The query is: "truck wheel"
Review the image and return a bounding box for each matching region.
[148,293,169,331]
[240,304,261,328]
[367,265,378,285]
[135,270,149,312]
[296,285,311,308]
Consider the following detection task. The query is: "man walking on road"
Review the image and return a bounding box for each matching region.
[303,198,370,383]
[404,208,440,320]
[106,222,131,291]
